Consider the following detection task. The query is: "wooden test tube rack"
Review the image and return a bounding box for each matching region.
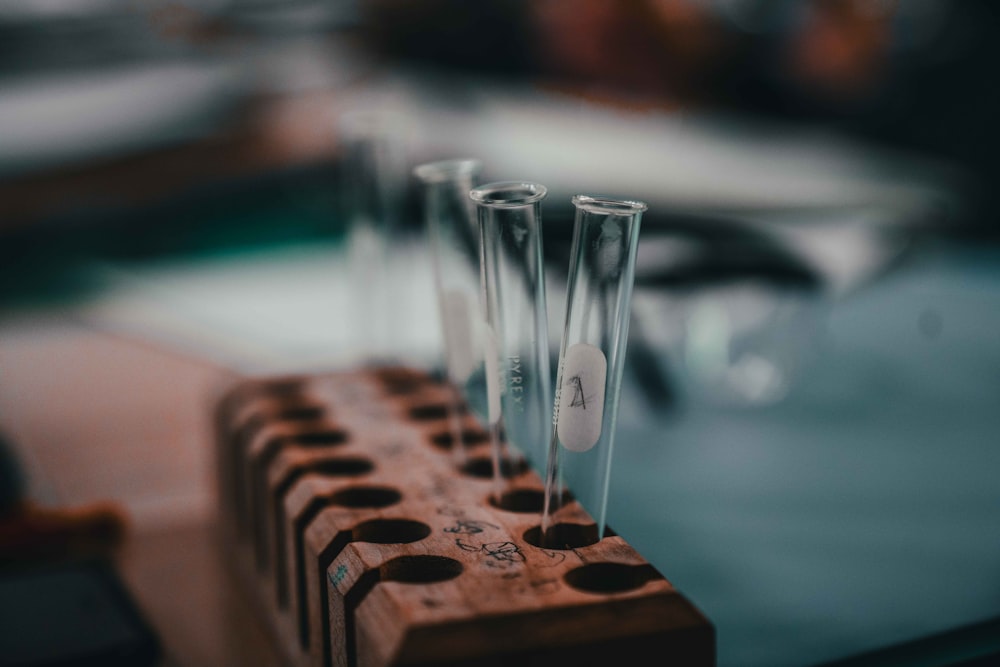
[214,366,715,667]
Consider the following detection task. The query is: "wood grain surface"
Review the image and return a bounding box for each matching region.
[216,367,714,667]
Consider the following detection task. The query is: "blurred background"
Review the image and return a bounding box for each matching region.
[1,1,999,666]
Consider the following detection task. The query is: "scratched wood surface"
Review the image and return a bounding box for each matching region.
[215,366,715,667]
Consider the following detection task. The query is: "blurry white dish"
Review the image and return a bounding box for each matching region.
[0,60,247,178]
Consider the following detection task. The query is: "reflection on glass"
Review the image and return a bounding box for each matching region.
[471,181,552,502]
[542,195,646,546]
[339,109,409,368]
[679,281,819,406]
[414,158,485,467]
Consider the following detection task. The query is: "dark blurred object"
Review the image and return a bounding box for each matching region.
[358,0,536,77]
[1,430,128,566]
[0,0,369,238]
[816,614,1000,667]
[720,0,1000,236]
[0,499,128,566]
[358,0,732,102]
[0,431,25,516]
[360,0,1000,234]
[0,558,161,667]
[0,0,194,77]
[0,430,147,665]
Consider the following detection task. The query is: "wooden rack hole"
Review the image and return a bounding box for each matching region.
[429,428,490,451]
[563,562,660,594]
[274,456,376,606]
[329,485,402,508]
[491,488,545,513]
[286,429,349,447]
[352,519,432,545]
[461,455,530,480]
[408,403,451,421]
[522,522,600,550]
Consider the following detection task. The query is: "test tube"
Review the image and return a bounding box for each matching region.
[541,195,647,547]
[471,181,552,503]
[339,110,409,367]
[413,158,485,467]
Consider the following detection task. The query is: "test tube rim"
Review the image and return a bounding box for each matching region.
[337,108,410,137]
[470,181,548,208]
[413,158,484,184]
[571,195,648,215]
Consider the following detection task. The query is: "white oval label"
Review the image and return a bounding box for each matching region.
[556,343,607,452]
[441,290,476,382]
[483,327,502,425]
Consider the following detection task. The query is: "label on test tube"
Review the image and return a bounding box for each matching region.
[484,327,502,425]
[556,343,607,452]
[442,289,476,383]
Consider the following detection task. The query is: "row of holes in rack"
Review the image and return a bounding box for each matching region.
[216,367,661,659]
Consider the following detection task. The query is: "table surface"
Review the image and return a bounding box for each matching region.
[1,13,997,664]
[0,320,284,667]
[1,234,999,667]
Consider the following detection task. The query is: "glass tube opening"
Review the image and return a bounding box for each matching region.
[471,182,548,207]
[571,195,648,216]
[414,158,483,185]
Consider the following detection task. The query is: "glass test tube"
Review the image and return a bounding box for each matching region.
[471,182,553,503]
[339,110,409,368]
[541,195,647,546]
[413,158,486,467]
